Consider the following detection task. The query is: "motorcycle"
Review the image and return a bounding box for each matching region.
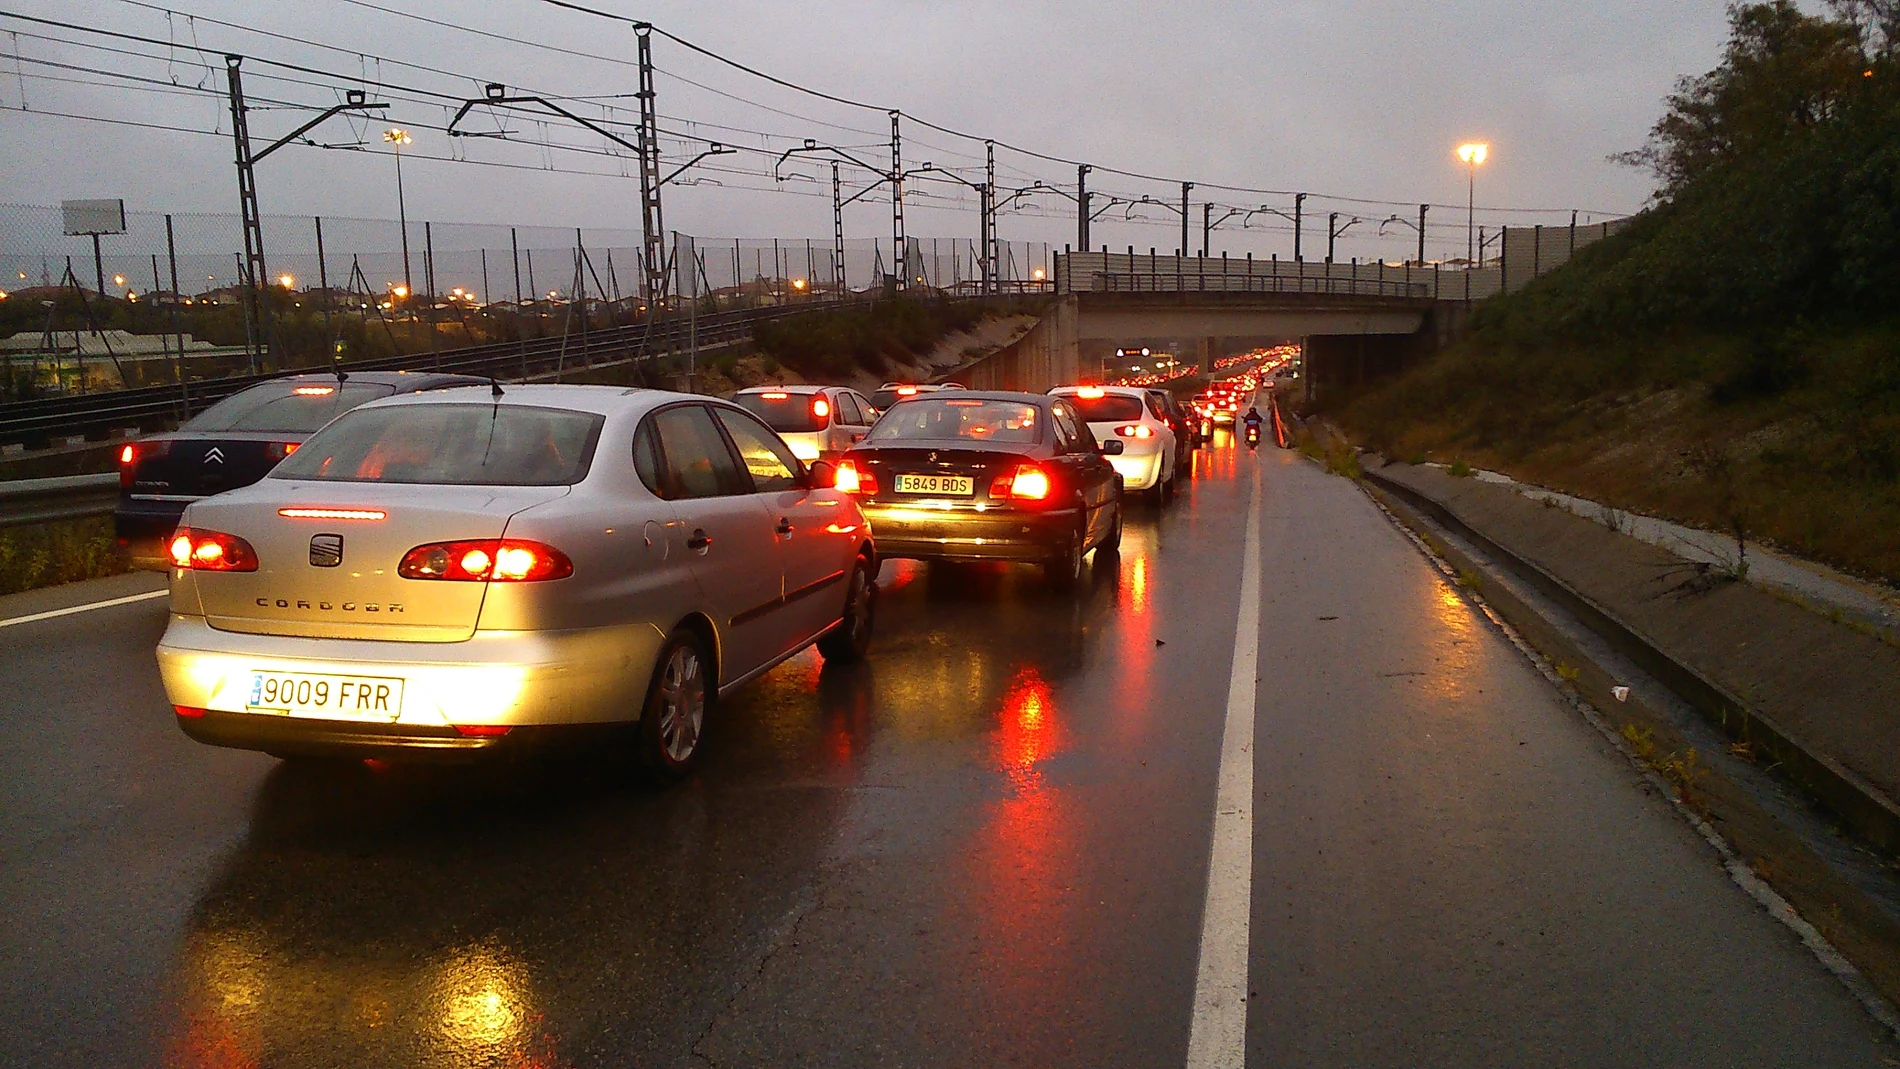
[1243,420,1262,450]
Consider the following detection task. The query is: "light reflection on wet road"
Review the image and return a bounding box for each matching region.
[1,424,1893,1067]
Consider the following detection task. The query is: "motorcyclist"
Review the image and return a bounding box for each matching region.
[1241,405,1265,447]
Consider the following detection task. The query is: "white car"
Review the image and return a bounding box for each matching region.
[1048,385,1180,503]
[154,385,878,777]
[730,385,879,463]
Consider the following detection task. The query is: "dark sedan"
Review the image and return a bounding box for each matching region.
[832,391,1124,587]
[115,370,482,567]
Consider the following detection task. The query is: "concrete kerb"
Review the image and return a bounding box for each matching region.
[1359,464,1900,858]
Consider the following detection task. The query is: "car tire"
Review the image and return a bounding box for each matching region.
[637,627,713,781]
[1159,471,1176,506]
[1098,501,1123,554]
[817,557,876,663]
[1044,524,1086,590]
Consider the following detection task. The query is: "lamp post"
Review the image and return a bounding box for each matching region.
[384,127,414,299]
[1456,142,1488,266]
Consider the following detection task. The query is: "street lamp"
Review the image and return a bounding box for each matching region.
[1456,142,1489,266]
[383,127,415,298]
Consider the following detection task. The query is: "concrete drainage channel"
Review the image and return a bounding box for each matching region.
[1348,458,1900,1027]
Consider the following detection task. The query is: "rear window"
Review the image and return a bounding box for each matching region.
[184,381,395,433]
[733,391,828,433]
[864,398,1042,445]
[1060,393,1145,423]
[272,403,604,485]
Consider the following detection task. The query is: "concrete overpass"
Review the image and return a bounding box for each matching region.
[950,252,1474,395]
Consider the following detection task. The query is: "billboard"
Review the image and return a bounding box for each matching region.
[61,199,126,236]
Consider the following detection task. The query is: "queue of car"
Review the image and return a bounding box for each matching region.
[134,370,1216,776]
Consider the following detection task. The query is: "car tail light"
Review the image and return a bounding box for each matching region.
[1075,386,1106,398]
[812,397,830,419]
[833,459,877,495]
[452,724,512,737]
[118,440,170,489]
[398,539,573,582]
[993,464,1051,501]
[760,391,789,399]
[278,507,386,521]
[172,704,207,718]
[896,385,918,396]
[1116,424,1154,438]
[265,441,300,461]
[168,528,260,572]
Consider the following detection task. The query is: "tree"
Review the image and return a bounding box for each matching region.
[1618,2,1867,194]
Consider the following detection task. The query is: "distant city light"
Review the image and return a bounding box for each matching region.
[1456,142,1489,166]
[278,274,296,289]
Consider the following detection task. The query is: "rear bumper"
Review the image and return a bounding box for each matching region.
[859,502,1078,563]
[157,613,664,755]
[175,709,537,760]
[1108,449,1166,490]
[115,498,187,570]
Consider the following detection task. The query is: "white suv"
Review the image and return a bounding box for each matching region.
[730,385,880,463]
[1049,384,1180,504]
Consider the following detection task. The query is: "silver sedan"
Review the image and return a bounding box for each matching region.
[156,384,877,777]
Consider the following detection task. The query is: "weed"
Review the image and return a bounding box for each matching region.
[1455,569,1483,589]
[1621,723,1656,760]
[1449,458,1473,478]
[0,516,128,596]
[1555,663,1581,683]
[1404,451,1426,466]
[1324,446,1363,480]
[1728,740,1759,762]
[1597,503,1632,534]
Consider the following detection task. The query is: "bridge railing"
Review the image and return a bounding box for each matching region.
[1056,251,1506,302]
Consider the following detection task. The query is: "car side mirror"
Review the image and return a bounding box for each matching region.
[807,459,837,489]
[1099,439,1125,456]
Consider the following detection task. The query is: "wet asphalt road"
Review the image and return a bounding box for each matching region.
[2,420,1894,1067]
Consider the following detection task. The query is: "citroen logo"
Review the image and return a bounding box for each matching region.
[309,533,343,567]
[203,447,226,465]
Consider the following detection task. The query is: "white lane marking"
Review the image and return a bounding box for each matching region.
[1186,462,1263,1069]
[0,588,168,630]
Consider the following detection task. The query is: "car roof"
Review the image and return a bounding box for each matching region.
[258,370,486,392]
[345,382,694,418]
[733,383,825,394]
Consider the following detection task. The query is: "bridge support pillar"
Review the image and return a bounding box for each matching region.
[1196,336,1213,375]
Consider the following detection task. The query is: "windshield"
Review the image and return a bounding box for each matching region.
[733,391,829,433]
[272,403,604,485]
[1060,394,1146,423]
[865,398,1042,445]
[183,381,395,434]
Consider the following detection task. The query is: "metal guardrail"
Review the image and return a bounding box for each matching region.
[0,472,119,528]
[0,303,795,448]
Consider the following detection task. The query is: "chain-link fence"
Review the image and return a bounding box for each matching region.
[0,202,1054,303]
[0,201,1056,397]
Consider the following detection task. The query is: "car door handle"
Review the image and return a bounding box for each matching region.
[775,518,794,536]
[687,530,713,551]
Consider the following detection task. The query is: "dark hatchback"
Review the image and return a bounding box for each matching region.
[833,391,1125,586]
[115,371,483,567]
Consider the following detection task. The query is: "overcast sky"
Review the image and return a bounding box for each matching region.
[0,0,1747,264]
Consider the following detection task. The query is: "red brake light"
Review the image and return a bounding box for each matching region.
[452,724,512,737]
[896,385,918,396]
[834,459,876,495]
[993,464,1051,501]
[761,391,789,399]
[119,440,170,489]
[172,704,207,719]
[1115,424,1154,438]
[398,539,573,582]
[277,507,385,521]
[1075,386,1106,399]
[812,397,831,419]
[266,441,300,461]
[168,528,259,572]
